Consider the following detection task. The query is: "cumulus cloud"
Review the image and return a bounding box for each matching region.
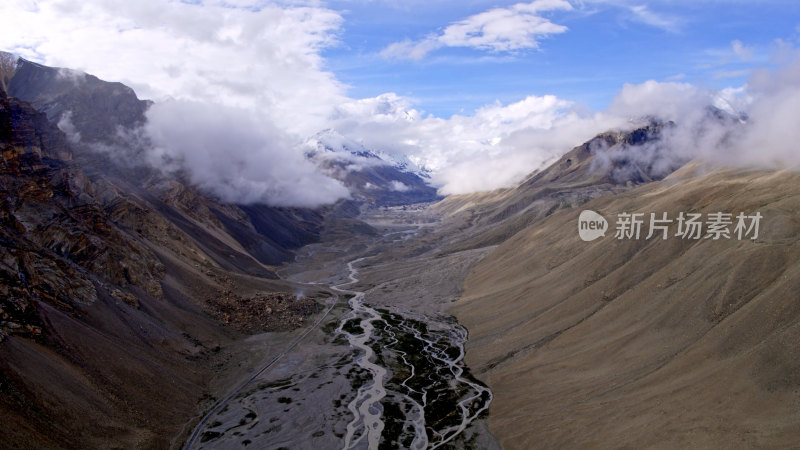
[381,0,572,60]
[2,0,800,206]
[584,51,800,178]
[608,80,712,122]
[330,93,629,194]
[0,0,353,207]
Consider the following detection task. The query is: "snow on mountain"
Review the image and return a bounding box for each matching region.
[304,128,440,206]
[306,128,433,180]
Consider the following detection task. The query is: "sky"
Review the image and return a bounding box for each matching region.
[324,0,797,116]
[0,0,799,205]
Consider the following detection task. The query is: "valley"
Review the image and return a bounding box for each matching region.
[1,53,799,449]
[183,206,499,449]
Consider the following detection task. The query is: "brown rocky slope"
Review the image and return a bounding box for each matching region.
[452,164,800,448]
[0,59,337,448]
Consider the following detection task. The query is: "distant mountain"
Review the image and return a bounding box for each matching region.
[432,120,681,253]
[308,128,432,179]
[306,128,440,206]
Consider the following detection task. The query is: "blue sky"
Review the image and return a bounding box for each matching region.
[1,0,799,201]
[322,0,799,117]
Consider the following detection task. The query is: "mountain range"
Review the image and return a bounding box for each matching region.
[1,53,798,448]
[0,54,436,448]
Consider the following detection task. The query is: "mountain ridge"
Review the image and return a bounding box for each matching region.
[2,53,797,449]
[0,55,363,448]
[449,163,800,448]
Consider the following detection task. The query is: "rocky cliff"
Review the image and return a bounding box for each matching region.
[0,57,343,448]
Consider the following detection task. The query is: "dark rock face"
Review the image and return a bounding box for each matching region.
[5,56,335,269]
[0,84,206,449]
[8,58,150,146]
[0,87,162,339]
[0,60,361,448]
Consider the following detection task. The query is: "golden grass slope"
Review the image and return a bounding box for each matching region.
[453,165,800,448]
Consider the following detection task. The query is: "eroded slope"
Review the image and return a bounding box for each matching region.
[453,165,800,448]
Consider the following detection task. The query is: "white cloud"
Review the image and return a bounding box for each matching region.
[330,93,628,194]
[732,39,754,61]
[439,0,572,52]
[576,1,683,32]
[145,100,350,207]
[608,80,711,122]
[626,4,681,32]
[332,93,420,123]
[381,38,443,62]
[0,0,352,206]
[381,0,572,60]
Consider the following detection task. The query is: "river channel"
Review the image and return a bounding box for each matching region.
[187,220,495,449]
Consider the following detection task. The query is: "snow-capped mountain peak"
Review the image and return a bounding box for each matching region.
[306,128,432,180]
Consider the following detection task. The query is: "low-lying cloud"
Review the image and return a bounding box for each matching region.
[581,52,800,182]
[330,48,800,195]
[145,100,349,207]
[329,92,629,194]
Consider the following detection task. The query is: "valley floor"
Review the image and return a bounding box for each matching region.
[183,167,800,449]
[181,204,500,449]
